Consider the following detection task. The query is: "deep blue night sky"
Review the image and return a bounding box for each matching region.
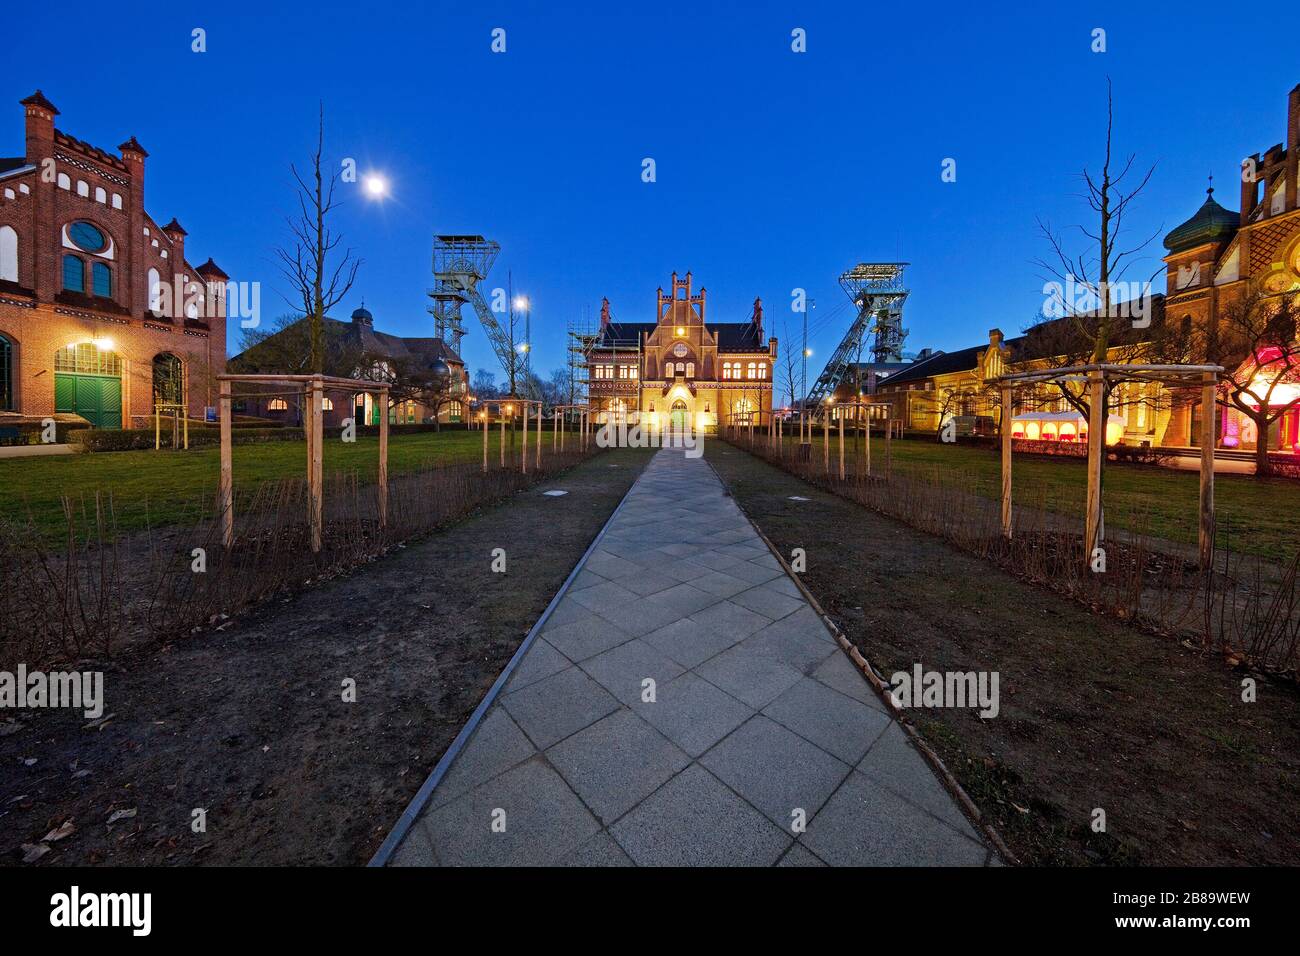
[8,2,1297,384]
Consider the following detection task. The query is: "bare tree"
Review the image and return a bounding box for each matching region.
[1214,287,1300,477]
[779,315,800,416]
[275,105,361,374]
[1034,78,1162,419]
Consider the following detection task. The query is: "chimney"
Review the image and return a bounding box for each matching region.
[20,90,57,161]
[1241,152,1260,225]
[21,92,58,299]
[989,328,1004,347]
[1287,84,1299,213]
[599,296,611,330]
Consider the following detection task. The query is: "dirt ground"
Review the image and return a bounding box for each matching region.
[705,442,1300,866]
[0,448,652,866]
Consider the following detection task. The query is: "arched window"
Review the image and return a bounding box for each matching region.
[321,397,334,411]
[94,186,106,204]
[62,254,84,292]
[152,353,184,405]
[91,262,112,298]
[722,362,733,380]
[685,362,695,378]
[76,180,89,197]
[148,268,163,314]
[56,172,70,190]
[0,334,13,410]
[0,225,16,283]
[746,362,757,379]
[267,398,288,411]
[756,363,768,380]
[111,193,123,209]
[664,361,673,377]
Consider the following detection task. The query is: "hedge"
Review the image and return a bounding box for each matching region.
[0,420,90,447]
[69,427,306,453]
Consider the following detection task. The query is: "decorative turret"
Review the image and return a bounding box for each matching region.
[1164,181,1239,254]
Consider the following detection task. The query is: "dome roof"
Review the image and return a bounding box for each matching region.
[1164,187,1238,254]
[350,306,373,324]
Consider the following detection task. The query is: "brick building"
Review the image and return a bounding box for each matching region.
[0,90,227,428]
[586,272,777,432]
[228,305,468,426]
[1160,84,1300,451]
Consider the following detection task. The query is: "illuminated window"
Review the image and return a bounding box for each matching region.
[685,362,694,378]
[0,226,16,283]
[321,397,334,411]
[746,362,757,379]
[756,363,768,380]
[664,361,673,377]
[722,362,734,380]
[268,398,288,411]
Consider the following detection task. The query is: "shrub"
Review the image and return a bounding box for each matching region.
[0,420,89,447]
[69,427,306,453]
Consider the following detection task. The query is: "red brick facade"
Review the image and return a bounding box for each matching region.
[0,90,227,428]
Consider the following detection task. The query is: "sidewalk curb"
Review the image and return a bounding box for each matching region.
[704,452,1020,867]
[367,463,644,867]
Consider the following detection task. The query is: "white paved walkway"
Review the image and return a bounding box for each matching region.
[386,448,996,866]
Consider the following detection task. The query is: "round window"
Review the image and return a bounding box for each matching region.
[68,221,106,253]
[673,343,688,357]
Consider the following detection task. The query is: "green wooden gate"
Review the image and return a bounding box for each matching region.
[54,344,123,428]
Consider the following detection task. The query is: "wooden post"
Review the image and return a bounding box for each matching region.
[822,412,829,473]
[183,411,189,450]
[560,409,566,453]
[522,400,529,474]
[154,406,160,450]
[777,415,782,458]
[884,410,891,478]
[553,410,559,452]
[1084,369,1105,562]
[864,405,871,477]
[378,386,389,530]
[838,411,845,480]
[219,381,233,548]
[1000,385,1012,539]
[309,376,324,554]
[1199,372,1216,569]
[536,403,542,469]
[500,413,506,468]
[482,411,489,472]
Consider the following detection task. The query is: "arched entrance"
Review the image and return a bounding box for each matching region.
[670,398,688,432]
[152,353,184,406]
[54,343,122,427]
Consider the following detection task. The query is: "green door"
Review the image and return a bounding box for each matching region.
[55,372,122,428]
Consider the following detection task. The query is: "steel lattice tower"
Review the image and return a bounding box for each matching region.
[806,263,910,408]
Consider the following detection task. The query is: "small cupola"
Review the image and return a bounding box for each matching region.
[1164,180,1239,254]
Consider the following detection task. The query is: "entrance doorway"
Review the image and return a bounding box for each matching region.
[54,343,122,428]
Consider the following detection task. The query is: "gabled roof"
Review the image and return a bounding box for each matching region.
[592,321,768,351]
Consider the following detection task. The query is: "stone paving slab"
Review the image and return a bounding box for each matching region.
[386,448,996,867]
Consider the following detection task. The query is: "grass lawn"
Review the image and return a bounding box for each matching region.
[2,430,507,540]
[760,432,1300,562]
[706,441,1300,866]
